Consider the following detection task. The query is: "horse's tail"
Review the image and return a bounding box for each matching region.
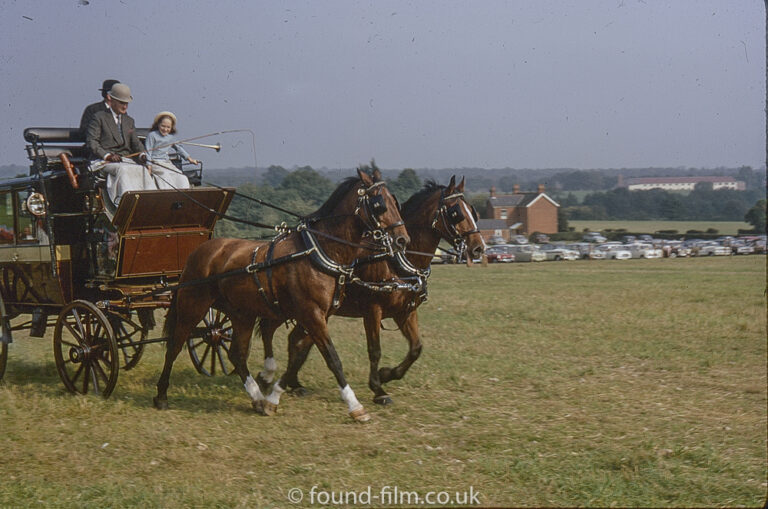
[162,291,178,347]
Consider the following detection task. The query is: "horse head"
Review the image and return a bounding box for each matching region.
[432,176,485,261]
[356,165,410,252]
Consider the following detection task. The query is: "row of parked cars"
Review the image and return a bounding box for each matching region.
[435,233,767,264]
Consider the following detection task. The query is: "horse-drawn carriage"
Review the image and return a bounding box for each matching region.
[0,126,235,396]
[1,124,484,421]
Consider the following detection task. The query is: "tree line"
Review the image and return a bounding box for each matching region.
[555,184,765,223]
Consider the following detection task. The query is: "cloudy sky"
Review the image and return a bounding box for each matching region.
[1,0,764,171]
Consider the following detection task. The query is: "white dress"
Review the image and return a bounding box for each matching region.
[144,131,192,190]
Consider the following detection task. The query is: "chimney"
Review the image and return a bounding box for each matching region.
[489,186,496,198]
[513,184,520,194]
[537,184,545,194]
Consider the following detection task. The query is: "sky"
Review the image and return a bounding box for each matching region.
[0,0,764,172]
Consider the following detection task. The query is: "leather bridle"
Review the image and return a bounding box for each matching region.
[431,190,480,251]
[355,180,405,255]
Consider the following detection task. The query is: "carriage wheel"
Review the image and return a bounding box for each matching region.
[186,307,235,376]
[0,297,10,381]
[108,312,147,371]
[53,300,119,398]
[0,341,7,381]
[108,311,147,371]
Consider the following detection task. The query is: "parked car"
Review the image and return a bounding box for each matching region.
[730,241,754,255]
[570,242,605,260]
[485,244,516,263]
[696,241,731,256]
[597,244,632,260]
[509,234,529,245]
[582,232,607,243]
[625,242,663,259]
[638,234,654,242]
[621,235,637,244]
[486,235,506,246]
[537,243,579,261]
[533,233,550,243]
[660,240,691,258]
[508,244,546,262]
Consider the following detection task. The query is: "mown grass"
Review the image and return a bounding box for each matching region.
[568,220,753,235]
[1,256,766,507]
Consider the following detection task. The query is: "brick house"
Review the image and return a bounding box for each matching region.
[477,184,559,241]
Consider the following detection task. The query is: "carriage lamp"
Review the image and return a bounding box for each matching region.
[26,192,47,217]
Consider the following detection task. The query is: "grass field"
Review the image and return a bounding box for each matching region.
[567,220,753,236]
[1,256,766,507]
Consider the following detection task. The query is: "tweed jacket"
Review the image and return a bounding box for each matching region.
[86,110,145,160]
[79,101,110,137]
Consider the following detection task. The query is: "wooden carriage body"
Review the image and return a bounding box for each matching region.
[0,126,236,395]
[0,128,232,320]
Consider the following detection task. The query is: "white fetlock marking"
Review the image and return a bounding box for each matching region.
[244,375,265,402]
[261,356,277,383]
[340,384,363,413]
[266,382,285,406]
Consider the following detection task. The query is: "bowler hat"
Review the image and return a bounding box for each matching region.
[100,79,120,98]
[108,83,133,103]
[100,79,120,92]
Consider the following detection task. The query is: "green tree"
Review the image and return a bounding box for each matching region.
[468,193,488,218]
[280,166,334,204]
[744,199,766,232]
[388,168,422,201]
[262,165,289,187]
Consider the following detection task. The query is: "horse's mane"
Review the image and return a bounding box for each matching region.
[400,179,444,218]
[307,176,363,219]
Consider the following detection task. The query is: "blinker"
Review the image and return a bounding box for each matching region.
[446,204,464,225]
[369,194,387,216]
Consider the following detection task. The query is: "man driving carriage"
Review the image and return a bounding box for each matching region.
[86,83,153,206]
[79,79,119,137]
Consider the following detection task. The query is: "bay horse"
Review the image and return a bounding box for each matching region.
[257,176,484,405]
[154,167,408,422]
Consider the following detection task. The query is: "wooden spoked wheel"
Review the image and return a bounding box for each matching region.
[108,312,147,371]
[0,294,10,380]
[187,307,235,376]
[0,340,7,381]
[53,300,119,398]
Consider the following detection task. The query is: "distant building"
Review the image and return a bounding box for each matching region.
[477,184,559,241]
[623,176,746,191]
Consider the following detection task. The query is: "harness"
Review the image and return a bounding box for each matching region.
[247,179,398,318]
[348,250,429,312]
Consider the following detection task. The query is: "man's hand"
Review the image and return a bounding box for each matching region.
[138,153,148,164]
[105,153,122,163]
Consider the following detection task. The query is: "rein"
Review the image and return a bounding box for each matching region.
[142,176,401,256]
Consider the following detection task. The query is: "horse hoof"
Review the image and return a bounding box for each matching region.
[253,399,278,416]
[350,407,371,423]
[153,397,168,410]
[289,385,311,397]
[374,395,393,406]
